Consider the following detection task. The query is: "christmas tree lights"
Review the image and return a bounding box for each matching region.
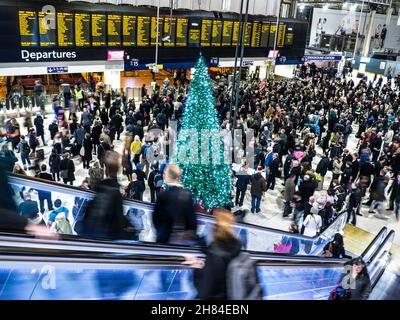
[175,56,233,210]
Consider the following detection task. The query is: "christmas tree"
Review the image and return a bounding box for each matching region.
[175,56,232,210]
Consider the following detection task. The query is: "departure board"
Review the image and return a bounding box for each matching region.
[75,13,90,47]
[163,17,176,46]
[108,15,122,46]
[269,23,277,48]
[151,17,163,46]
[57,12,74,46]
[123,15,136,46]
[243,22,252,46]
[188,29,200,46]
[38,11,56,47]
[137,16,150,46]
[285,24,294,46]
[222,20,233,46]
[251,21,261,47]
[277,23,286,47]
[259,22,269,47]
[176,18,188,46]
[19,10,39,47]
[232,21,240,46]
[201,19,212,46]
[211,20,222,47]
[91,14,106,46]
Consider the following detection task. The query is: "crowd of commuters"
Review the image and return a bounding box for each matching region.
[1,63,390,300]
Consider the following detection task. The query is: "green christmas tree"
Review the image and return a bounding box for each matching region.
[175,56,232,210]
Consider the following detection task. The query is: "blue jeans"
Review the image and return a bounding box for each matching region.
[251,195,261,213]
[21,153,31,166]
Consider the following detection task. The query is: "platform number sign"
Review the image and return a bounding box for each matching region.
[130,58,139,68]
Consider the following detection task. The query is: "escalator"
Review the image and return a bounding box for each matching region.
[0,227,395,300]
[8,174,350,256]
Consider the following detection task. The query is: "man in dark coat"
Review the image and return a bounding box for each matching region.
[299,174,318,205]
[347,183,362,226]
[48,120,59,141]
[153,164,197,245]
[35,164,54,214]
[234,165,251,207]
[266,153,280,191]
[388,174,400,217]
[34,113,45,145]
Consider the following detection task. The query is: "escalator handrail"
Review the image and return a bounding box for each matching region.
[0,232,348,266]
[8,173,348,241]
[360,227,388,264]
[367,230,395,267]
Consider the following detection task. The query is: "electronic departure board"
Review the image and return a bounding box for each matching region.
[201,19,212,47]
[57,12,74,46]
[176,18,188,46]
[243,22,252,46]
[108,15,122,46]
[38,11,56,47]
[19,10,39,47]
[137,16,150,46]
[123,15,136,46]
[259,22,269,48]
[222,20,233,46]
[211,20,222,47]
[75,13,90,47]
[251,21,261,47]
[17,10,300,52]
[189,29,200,46]
[285,24,294,46]
[269,23,277,48]
[91,14,106,46]
[163,18,176,46]
[277,23,286,47]
[151,17,163,46]
[232,21,240,46]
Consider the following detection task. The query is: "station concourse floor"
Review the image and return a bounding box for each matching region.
[2,71,399,275]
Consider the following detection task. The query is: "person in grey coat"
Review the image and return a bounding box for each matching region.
[81,107,92,133]
[73,124,86,155]
[283,174,296,217]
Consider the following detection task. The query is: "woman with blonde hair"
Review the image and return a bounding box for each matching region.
[194,209,242,300]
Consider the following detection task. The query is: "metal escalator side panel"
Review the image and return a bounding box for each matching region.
[366,230,396,289]
[361,227,388,264]
[7,174,348,256]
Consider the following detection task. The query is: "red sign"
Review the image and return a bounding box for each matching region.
[107,50,124,61]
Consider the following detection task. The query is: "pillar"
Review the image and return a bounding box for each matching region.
[362,10,376,57]
[104,70,121,90]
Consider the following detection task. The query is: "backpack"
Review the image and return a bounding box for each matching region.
[54,218,73,235]
[226,252,263,300]
[153,172,163,189]
[22,142,30,154]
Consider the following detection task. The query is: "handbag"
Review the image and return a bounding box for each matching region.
[79,146,85,156]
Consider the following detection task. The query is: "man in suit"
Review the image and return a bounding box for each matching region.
[35,164,54,214]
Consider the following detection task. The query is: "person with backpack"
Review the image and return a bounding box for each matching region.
[148,162,163,203]
[192,209,263,300]
[17,135,31,170]
[126,172,145,201]
[48,199,72,235]
[302,206,322,254]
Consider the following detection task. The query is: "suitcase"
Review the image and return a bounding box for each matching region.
[36,149,45,161]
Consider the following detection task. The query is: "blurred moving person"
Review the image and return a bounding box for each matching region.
[80,151,136,239]
[191,209,263,300]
